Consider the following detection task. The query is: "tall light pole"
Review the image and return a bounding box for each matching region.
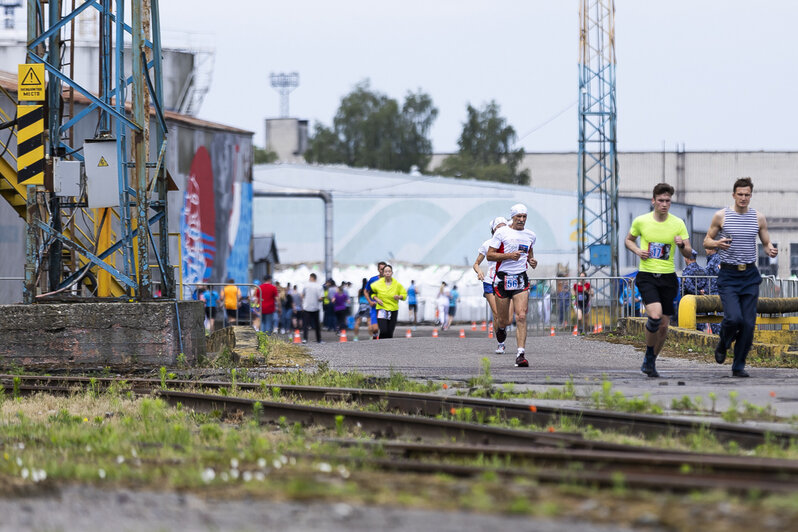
[269,72,299,118]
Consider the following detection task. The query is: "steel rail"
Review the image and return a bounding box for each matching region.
[325,439,798,483]
[2,374,794,448]
[152,389,608,449]
[302,453,798,494]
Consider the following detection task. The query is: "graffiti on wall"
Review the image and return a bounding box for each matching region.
[181,142,251,291]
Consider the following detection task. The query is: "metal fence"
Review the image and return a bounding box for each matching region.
[180,282,262,331]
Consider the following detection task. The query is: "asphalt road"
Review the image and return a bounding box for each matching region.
[303,325,798,419]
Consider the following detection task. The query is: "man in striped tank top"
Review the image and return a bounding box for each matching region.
[704,177,778,378]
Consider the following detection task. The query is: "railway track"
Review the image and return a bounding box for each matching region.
[2,374,796,449]
[5,379,798,493]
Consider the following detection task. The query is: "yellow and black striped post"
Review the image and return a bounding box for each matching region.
[16,104,44,186]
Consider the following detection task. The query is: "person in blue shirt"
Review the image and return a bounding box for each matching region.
[407,280,419,328]
[682,250,708,296]
[448,285,460,325]
[620,280,642,317]
[201,285,220,332]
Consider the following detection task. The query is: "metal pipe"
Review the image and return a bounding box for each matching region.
[253,189,333,281]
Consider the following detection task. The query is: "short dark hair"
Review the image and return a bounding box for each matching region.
[733,177,753,193]
[309,273,317,280]
[652,183,674,197]
[377,261,387,268]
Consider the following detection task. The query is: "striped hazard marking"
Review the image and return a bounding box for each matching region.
[16,104,44,185]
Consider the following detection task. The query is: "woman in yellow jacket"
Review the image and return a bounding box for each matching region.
[368,264,407,339]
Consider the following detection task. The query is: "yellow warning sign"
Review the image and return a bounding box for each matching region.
[18,63,45,101]
[97,156,109,167]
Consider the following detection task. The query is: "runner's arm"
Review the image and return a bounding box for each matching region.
[472,253,486,280]
[758,212,778,258]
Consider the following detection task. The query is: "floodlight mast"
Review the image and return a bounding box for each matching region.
[269,72,299,118]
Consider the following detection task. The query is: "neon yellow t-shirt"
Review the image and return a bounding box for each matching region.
[629,212,689,274]
[369,278,407,312]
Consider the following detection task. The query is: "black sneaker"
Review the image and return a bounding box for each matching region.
[640,359,660,378]
[732,369,750,378]
[515,354,529,367]
[714,342,727,364]
[496,327,507,344]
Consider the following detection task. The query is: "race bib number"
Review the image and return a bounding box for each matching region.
[377,309,390,320]
[517,243,529,253]
[504,274,525,291]
[648,242,671,260]
[577,293,584,302]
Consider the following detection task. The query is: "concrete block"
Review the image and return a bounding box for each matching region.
[0,301,205,370]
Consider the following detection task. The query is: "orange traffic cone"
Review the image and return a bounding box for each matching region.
[572,325,578,336]
[597,323,604,333]
[293,330,301,344]
[592,324,598,334]
[481,321,487,331]
[405,329,412,338]
[471,321,477,331]
[339,330,348,342]
[488,322,494,339]
[459,328,466,338]
[550,326,555,337]
[432,328,439,338]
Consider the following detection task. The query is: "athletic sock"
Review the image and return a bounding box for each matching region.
[645,345,655,359]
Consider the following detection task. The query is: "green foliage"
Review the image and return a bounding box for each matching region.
[304,79,438,172]
[253,146,278,164]
[590,380,663,415]
[435,101,529,185]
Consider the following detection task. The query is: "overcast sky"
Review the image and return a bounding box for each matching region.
[160,0,797,154]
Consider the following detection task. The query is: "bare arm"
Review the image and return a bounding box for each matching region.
[472,253,486,281]
[527,249,537,269]
[624,232,649,259]
[486,246,522,262]
[758,212,778,258]
[704,210,732,251]
[674,236,694,260]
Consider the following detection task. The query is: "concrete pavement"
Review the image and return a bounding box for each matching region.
[302,325,798,420]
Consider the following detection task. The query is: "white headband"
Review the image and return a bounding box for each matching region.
[510,203,527,217]
[490,216,507,232]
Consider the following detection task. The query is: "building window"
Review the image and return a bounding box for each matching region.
[790,244,798,277]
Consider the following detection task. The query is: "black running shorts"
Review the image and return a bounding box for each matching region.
[635,271,678,316]
[494,271,530,299]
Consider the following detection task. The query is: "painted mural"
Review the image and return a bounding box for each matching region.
[180,142,252,293]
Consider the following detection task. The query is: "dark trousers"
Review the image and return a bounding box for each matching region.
[302,310,321,343]
[378,310,399,339]
[717,267,761,371]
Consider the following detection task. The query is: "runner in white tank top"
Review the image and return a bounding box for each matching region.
[486,204,538,368]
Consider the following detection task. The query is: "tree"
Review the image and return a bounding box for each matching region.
[253,146,278,164]
[435,101,529,185]
[304,80,438,173]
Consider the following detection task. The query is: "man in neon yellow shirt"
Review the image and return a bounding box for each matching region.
[625,183,693,377]
[369,264,407,339]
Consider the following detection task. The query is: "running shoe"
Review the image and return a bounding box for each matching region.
[515,353,529,367]
[494,343,505,354]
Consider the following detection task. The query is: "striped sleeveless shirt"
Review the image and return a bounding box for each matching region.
[718,207,759,265]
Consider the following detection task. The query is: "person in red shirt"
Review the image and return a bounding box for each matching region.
[573,272,594,334]
[258,276,279,334]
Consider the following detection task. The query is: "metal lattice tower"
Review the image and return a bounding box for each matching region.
[20,0,171,301]
[269,72,299,118]
[578,0,618,277]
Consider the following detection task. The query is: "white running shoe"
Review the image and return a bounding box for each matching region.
[495,343,506,354]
